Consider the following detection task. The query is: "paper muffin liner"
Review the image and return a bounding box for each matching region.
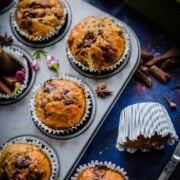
[0,135,59,180]
[116,102,178,153]
[66,16,131,75]
[71,160,128,180]
[0,46,29,99]
[11,0,68,42]
[29,74,93,138]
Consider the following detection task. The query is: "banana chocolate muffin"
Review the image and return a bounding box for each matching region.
[77,165,125,180]
[0,144,51,180]
[67,16,126,70]
[15,0,66,41]
[35,78,86,129]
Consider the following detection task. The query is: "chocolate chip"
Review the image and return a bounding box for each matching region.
[43,81,56,93]
[15,155,31,169]
[92,165,107,179]
[60,89,69,95]
[22,11,33,27]
[83,32,96,48]
[27,169,44,180]
[98,29,103,35]
[64,99,76,105]
[101,45,116,63]
[13,171,25,180]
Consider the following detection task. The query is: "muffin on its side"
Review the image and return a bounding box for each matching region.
[15,0,66,41]
[0,144,51,180]
[35,78,86,129]
[116,102,178,153]
[77,165,125,180]
[67,16,126,71]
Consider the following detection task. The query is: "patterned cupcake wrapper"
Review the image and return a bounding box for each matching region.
[71,160,128,180]
[116,102,178,153]
[0,135,59,180]
[11,0,67,42]
[0,46,29,99]
[29,74,93,138]
[66,15,131,74]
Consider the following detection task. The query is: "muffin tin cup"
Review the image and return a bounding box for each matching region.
[116,102,178,153]
[66,15,131,79]
[71,160,128,180]
[10,0,72,48]
[0,46,29,100]
[0,135,59,180]
[29,74,96,139]
[0,0,15,14]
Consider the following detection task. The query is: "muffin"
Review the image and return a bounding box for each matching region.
[0,144,51,180]
[67,16,130,73]
[78,165,124,180]
[116,102,178,153]
[71,161,128,180]
[0,47,29,99]
[14,0,66,41]
[34,78,87,129]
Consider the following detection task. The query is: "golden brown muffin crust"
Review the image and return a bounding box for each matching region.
[0,144,51,180]
[35,79,86,129]
[16,0,65,40]
[78,165,125,180]
[67,16,125,70]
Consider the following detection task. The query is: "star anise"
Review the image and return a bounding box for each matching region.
[95,82,112,98]
[0,32,13,46]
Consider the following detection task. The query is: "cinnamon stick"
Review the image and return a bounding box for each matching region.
[146,46,180,67]
[160,58,179,70]
[149,65,171,83]
[135,70,152,87]
[141,49,153,61]
[1,76,18,86]
[138,65,149,75]
[0,80,12,95]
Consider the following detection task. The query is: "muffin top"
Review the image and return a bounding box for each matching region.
[16,0,65,40]
[35,79,86,129]
[0,144,51,180]
[78,165,125,180]
[67,16,125,70]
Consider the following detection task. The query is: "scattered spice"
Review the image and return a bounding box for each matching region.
[135,46,180,87]
[95,82,112,98]
[149,65,171,83]
[145,46,180,67]
[135,70,152,87]
[163,96,177,110]
[0,32,13,46]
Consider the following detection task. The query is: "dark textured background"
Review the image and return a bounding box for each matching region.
[69,0,180,179]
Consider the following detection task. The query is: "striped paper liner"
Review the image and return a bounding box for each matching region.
[116,102,178,153]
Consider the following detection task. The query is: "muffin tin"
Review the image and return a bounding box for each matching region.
[0,0,140,179]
